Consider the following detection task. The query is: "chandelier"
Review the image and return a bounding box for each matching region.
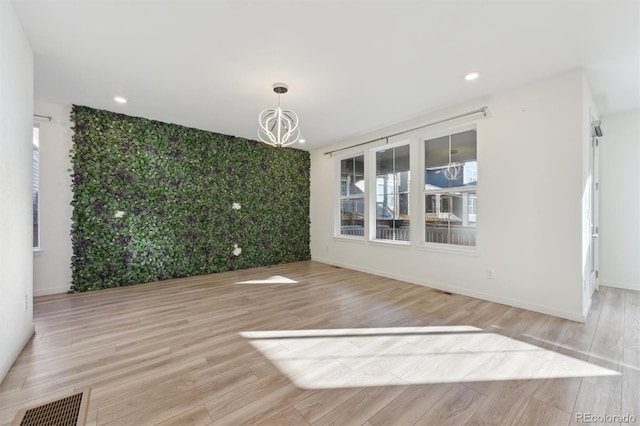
[258,83,300,148]
[443,134,462,181]
[444,162,462,181]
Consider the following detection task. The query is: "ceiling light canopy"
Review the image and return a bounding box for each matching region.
[258,83,300,148]
[114,96,127,103]
[465,72,479,81]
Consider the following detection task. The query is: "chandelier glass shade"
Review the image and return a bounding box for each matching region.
[258,83,300,148]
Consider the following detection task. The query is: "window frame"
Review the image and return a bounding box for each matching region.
[335,152,366,240]
[370,141,412,244]
[33,124,41,251]
[420,123,478,252]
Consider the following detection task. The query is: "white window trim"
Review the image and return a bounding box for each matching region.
[332,118,483,255]
[418,122,478,143]
[335,151,366,240]
[419,124,479,252]
[368,238,412,248]
[370,140,412,244]
[33,124,41,252]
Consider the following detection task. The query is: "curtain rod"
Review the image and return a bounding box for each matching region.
[324,106,488,156]
[33,113,53,122]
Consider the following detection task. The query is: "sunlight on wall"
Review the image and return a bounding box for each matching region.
[236,275,298,284]
[240,326,618,389]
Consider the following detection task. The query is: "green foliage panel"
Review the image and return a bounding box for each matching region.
[70,106,310,291]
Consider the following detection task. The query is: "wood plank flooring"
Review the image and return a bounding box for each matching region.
[1,261,638,425]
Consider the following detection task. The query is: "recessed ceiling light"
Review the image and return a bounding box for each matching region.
[114,96,127,104]
[299,138,306,144]
[465,73,479,81]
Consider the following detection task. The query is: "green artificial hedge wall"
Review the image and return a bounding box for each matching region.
[70,105,310,291]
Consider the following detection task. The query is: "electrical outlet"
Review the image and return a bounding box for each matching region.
[486,269,494,279]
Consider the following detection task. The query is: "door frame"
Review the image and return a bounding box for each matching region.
[589,129,600,294]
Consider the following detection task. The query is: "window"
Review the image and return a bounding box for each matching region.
[376,145,410,241]
[424,129,477,247]
[33,125,40,249]
[339,155,365,236]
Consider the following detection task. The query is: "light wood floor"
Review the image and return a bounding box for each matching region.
[1,261,638,425]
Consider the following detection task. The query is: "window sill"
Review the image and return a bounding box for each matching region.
[416,243,479,256]
[33,248,43,256]
[368,239,411,248]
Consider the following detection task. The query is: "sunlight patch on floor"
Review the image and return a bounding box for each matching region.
[240,326,619,389]
[235,275,298,284]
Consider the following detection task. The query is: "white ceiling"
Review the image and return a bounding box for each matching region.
[12,0,640,150]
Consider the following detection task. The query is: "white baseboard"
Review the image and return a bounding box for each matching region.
[600,280,640,292]
[312,256,585,322]
[0,323,35,384]
[34,286,69,297]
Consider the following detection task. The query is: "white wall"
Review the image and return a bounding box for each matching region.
[311,70,588,321]
[599,109,640,291]
[0,0,35,382]
[33,102,74,296]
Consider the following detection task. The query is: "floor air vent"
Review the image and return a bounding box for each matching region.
[13,388,91,426]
